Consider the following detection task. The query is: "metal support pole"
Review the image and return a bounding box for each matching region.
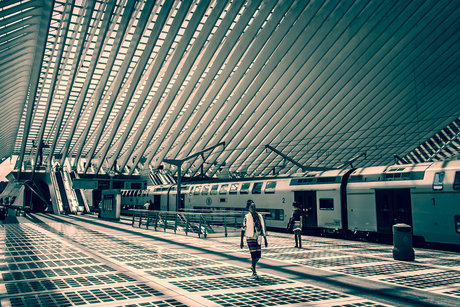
[164,212,167,232]
[174,213,178,234]
[224,215,227,237]
[199,215,202,238]
[177,166,181,211]
[186,215,189,236]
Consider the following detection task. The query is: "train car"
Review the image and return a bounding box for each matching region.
[346,164,428,238]
[347,161,460,246]
[186,178,292,229]
[415,161,460,246]
[120,189,150,210]
[288,169,354,234]
[120,185,190,213]
[120,161,460,248]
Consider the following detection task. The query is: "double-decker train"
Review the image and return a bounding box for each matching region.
[121,161,460,249]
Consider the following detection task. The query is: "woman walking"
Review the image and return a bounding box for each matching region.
[292,201,303,248]
[240,200,268,279]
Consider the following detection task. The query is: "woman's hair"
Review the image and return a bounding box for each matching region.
[293,201,300,208]
[246,199,255,209]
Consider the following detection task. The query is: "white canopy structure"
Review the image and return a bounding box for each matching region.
[1,0,460,180]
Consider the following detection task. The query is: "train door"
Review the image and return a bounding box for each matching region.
[294,191,317,230]
[153,195,161,210]
[375,189,412,234]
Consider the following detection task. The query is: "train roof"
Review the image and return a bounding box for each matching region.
[351,163,433,175]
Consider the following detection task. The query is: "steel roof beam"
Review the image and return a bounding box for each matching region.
[203,0,340,177]
[59,1,117,167]
[161,0,292,177]
[116,0,216,173]
[45,0,96,170]
[99,0,183,175]
[79,0,138,175]
[250,0,413,175]
[146,0,265,172]
[30,0,75,178]
[15,0,52,174]
[123,0,241,175]
[132,0,248,174]
[70,1,131,172]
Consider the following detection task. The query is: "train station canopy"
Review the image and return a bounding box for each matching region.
[1,0,460,180]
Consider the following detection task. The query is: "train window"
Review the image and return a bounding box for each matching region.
[433,172,445,190]
[265,181,276,194]
[319,198,334,210]
[454,172,460,190]
[194,186,201,195]
[219,184,228,195]
[252,182,263,194]
[456,216,460,233]
[256,209,284,220]
[189,186,194,196]
[210,185,219,195]
[229,183,239,195]
[202,185,210,195]
[240,183,250,194]
[317,177,337,183]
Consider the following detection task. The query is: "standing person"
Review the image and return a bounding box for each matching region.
[292,201,303,248]
[240,200,268,280]
[98,200,103,218]
[143,200,149,210]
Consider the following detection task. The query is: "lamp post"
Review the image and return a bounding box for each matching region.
[164,142,225,211]
[162,159,182,210]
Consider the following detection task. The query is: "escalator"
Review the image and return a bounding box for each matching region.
[69,171,91,213]
[51,169,70,214]
[50,168,89,214]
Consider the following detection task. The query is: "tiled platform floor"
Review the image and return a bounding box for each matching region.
[1,213,459,306]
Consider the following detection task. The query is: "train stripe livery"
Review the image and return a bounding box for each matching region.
[121,161,460,248]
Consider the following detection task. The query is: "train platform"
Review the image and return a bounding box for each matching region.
[1,213,459,307]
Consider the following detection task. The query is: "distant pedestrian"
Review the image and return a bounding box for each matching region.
[98,200,103,218]
[292,201,303,248]
[143,200,149,210]
[240,200,268,280]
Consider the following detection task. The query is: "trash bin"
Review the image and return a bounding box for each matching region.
[393,223,414,261]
